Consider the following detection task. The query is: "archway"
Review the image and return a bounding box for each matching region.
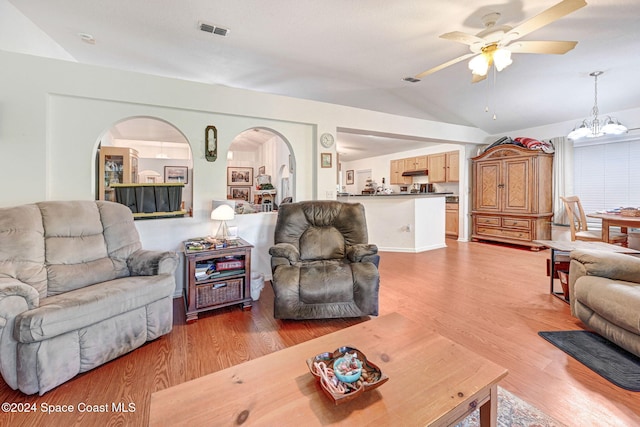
[96,116,194,217]
[227,127,295,209]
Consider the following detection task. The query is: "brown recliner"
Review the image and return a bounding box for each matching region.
[269,200,380,319]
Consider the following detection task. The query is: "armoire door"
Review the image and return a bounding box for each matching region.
[474,160,501,212]
[502,157,531,213]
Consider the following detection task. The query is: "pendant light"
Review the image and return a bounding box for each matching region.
[568,71,627,140]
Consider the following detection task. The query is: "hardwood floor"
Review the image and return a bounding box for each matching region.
[1,240,638,426]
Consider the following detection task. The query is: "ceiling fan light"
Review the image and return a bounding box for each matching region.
[468,55,489,76]
[493,48,512,72]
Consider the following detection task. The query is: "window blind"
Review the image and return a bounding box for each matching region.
[573,137,640,227]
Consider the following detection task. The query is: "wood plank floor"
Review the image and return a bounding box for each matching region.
[1,240,638,426]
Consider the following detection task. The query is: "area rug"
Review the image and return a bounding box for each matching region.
[539,330,640,391]
[455,386,565,427]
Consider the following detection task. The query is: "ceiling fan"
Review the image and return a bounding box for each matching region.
[414,0,587,83]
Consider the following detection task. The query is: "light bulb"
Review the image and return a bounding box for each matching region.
[493,49,513,72]
[469,54,489,76]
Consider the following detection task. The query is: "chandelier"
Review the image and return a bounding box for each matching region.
[567,71,627,140]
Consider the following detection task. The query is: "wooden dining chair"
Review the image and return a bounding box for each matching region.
[561,196,628,245]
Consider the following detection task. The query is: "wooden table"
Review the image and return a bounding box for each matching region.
[586,213,640,243]
[183,238,253,323]
[533,240,640,302]
[149,312,508,426]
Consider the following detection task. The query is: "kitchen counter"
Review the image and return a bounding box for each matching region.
[337,193,448,253]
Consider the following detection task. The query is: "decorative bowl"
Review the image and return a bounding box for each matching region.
[306,346,389,405]
[333,355,362,383]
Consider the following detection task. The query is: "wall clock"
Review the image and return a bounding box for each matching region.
[320,132,334,148]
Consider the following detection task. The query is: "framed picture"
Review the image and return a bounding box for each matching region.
[346,170,354,185]
[227,167,253,185]
[258,166,266,175]
[229,186,251,201]
[321,152,332,168]
[164,166,188,184]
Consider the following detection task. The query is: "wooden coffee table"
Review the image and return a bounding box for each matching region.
[149,312,507,426]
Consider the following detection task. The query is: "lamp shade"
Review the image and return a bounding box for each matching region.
[211,204,235,221]
[493,48,512,72]
[468,54,489,76]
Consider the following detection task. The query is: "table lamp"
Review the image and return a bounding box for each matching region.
[211,204,235,241]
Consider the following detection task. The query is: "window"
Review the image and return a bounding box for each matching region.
[573,137,640,225]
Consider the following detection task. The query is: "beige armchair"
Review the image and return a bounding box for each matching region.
[269,201,380,319]
[569,249,640,357]
[0,201,178,395]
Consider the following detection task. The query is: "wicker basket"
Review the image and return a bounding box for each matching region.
[621,208,640,217]
[196,278,242,308]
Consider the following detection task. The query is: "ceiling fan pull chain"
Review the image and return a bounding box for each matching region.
[484,77,490,113]
[485,66,493,114]
[492,66,498,120]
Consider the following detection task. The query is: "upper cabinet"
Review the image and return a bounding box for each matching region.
[404,156,427,171]
[447,151,459,182]
[427,151,459,183]
[390,159,411,185]
[390,151,459,185]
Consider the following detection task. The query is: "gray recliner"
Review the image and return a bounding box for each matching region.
[0,200,178,395]
[569,249,640,357]
[269,200,380,319]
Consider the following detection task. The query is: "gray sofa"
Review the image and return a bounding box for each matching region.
[569,249,640,357]
[269,200,380,319]
[0,200,178,395]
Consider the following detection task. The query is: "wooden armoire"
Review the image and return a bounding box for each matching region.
[471,145,553,250]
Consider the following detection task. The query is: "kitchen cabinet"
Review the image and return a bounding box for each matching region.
[428,151,459,183]
[445,202,459,238]
[404,155,427,171]
[390,159,411,185]
[471,145,553,250]
[98,146,139,202]
[447,151,459,182]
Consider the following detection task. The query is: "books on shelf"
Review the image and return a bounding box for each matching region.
[195,263,244,281]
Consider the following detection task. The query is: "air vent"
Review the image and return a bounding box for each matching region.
[199,21,230,37]
[402,77,421,83]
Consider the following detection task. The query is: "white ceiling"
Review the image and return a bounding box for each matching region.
[4,0,640,161]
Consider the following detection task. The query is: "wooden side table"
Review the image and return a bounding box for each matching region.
[533,240,640,303]
[183,237,253,323]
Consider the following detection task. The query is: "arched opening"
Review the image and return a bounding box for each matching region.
[95,116,193,218]
[226,127,295,212]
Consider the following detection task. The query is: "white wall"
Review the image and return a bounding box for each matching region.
[0,50,489,295]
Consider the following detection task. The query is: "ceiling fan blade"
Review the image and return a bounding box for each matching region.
[505,0,587,42]
[415,52,478,79]
[507,40,578,54]
[440,31,486,47]
[472,73,487,84]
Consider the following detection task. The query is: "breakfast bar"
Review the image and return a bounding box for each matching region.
[337,193,450,252]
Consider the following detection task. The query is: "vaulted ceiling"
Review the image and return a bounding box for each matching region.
[4,0,640,161]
